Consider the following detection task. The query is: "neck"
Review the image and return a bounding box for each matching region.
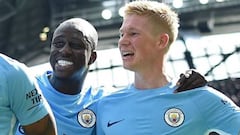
[133,67,171,90]
[49,71,87,95]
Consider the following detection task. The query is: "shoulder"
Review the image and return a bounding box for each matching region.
[0,54,35,92]
[0,54,30,78]
[180,86,229,99]
[187,86,240,112]
[97,87,131,103]
[85,85,118,99]
[190,86,235,103]
[35,71,51,85]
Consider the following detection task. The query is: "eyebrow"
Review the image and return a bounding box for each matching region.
[120,27,139,33]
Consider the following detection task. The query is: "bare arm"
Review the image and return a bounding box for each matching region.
[22,114,57,135]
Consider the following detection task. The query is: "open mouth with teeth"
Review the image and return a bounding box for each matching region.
[57,60,73,66]
[122,52,134,57]
[54,59,75,75]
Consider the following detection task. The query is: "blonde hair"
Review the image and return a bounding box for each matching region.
[123,0,179,49]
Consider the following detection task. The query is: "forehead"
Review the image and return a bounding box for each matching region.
[53,24,85,38]
[120,14,149,31]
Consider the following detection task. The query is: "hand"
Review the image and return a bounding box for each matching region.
[174,69,208,93]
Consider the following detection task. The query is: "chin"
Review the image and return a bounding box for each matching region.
[123,64,134,71]
[54,70,73,78]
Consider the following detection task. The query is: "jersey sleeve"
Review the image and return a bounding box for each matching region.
[193,86,240,134]
[8,63,49,126]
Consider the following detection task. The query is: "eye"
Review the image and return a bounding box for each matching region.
[52,41,65,48]
[69,37,91,50]
[69,42,87,50]
[119,32,124,38]
[130,32,138,36]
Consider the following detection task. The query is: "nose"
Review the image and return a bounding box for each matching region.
[60,42,72,54]
[118,35,129,48]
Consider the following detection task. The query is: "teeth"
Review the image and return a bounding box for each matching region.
[122,51,133,56]
[57,60,73,66]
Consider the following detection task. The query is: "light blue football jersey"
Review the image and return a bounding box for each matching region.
[0,54,49,135]
[96,83,240,135]
[16,70,107,135]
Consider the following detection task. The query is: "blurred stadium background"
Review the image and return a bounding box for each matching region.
[1,0,240,105]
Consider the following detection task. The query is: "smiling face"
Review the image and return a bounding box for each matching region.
[50,20,97,79]
[118,14,164,72]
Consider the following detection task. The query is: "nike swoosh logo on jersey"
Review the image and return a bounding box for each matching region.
[107,119,124,127]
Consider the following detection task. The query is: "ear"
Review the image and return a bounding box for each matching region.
[88,51,97,65]
[157,33,169,49]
